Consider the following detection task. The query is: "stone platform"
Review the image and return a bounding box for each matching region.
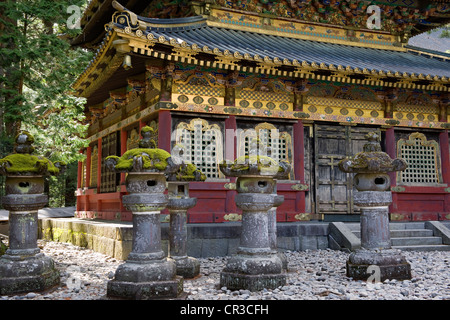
[35,217,329,260]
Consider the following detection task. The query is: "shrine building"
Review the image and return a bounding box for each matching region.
[72,0,450,223]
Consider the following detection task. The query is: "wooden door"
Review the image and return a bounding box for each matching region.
[313,123,380,216]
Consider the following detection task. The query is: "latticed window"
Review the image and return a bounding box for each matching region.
[174,118,223,179]
[101,132,121,193]
[397,132,442,185]
[237,122,293,178]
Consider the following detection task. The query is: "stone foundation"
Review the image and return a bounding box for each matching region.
[107,275,184,300]
[0,253,60,295]
[38,219,329,260]
[220,272,286,292]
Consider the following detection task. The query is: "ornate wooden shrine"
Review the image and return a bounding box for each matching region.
[72,0,450,223]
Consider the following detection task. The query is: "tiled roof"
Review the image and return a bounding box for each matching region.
[143,20,450,79]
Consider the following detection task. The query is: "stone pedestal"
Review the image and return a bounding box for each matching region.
[167,182,200,279]
[220,182,286,291]
[268,193,287,271]
[106,173,184,299]
[0,177,59,295]
[346,191,411,281]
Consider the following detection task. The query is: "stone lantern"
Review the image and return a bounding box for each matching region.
[268,189,288,271]
[166,161,206,279]
[219,151,290,291]
[338,132,411,281]
[105,127,184,299]
[0,131,65,295]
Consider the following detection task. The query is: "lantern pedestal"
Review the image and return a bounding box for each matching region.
[346,191,411,282]
[106,172,184,300]
[0,175,59,295]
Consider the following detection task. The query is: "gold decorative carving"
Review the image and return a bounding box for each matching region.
[294,213,310,221]
[224,213,242,221]
[224,183,236,190]
[291,184,309,191]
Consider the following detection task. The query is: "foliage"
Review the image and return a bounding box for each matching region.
[0,0,92,206]
[0,239,7,256]
[439,26,450,38]
[0,0,91,154]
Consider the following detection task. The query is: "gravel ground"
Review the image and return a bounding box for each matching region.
[0,239,448,300]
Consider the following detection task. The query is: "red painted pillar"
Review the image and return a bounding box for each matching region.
[76,149,83,214]
[225,115,238,216]
[77,150,83,189]
[85,146,92,188]
[293,120,306,215]
[385,127,399,215]
[439,130,450,216]
[139,119,146,132]
[97,138,102,195]
[440,130,450,184]
[120,129,127,184]
[84,146,92,216]
[158,110,172,152]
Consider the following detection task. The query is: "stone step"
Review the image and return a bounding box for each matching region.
[346,222,426,232]
[392,244,450,251]
[391,229,434,237]
[389,222,426,230]
[391,236,442,246]
[352,229,434,238]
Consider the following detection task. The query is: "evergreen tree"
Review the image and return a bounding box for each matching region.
[0,0,91,154]
[0,0,92,206]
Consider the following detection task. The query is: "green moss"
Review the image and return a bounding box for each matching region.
[176,163,206,181]
[106,148,171,172]
[0,240,7,256]
[140,126,155,133]
[227,155,283,173]
[0,153,60,175]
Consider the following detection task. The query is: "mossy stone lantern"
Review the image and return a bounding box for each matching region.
[0,131,65,295]
[105,126,184,299]
[219,154,290,291]
[166,159,206,279]
[338,132,411,281]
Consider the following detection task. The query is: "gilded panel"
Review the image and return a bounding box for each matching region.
[306,96,382,111]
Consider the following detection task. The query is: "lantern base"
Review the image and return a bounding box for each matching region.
[346,248,411,282]
[220,250,286,291]
[220,271,286,292]
[0,253,60,295]
[107,275,185,300]
[107,258,185,299]
[173,256,200,279]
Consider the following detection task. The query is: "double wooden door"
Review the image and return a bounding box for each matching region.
[305,123,381,216]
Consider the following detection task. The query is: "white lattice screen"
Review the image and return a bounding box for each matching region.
[175,119,223,179]
[398,133,441,185]
[239,123,291,165]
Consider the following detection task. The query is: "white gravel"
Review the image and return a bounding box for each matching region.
[0,240,448,300]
